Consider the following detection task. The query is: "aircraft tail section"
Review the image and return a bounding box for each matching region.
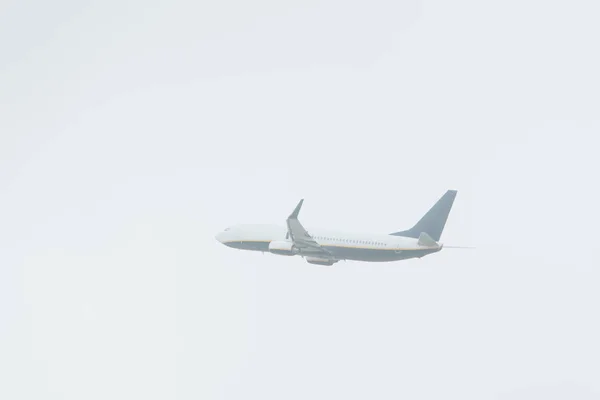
[417,232,438,247]
[390,190,457,242]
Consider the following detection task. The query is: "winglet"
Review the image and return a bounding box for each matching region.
[288,199,304,220]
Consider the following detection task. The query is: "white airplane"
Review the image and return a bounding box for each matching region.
[215,190,467,266]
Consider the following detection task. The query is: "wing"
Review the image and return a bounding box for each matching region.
[286,199,334,258]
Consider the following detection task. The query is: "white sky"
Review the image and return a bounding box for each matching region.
[1,0,599,398]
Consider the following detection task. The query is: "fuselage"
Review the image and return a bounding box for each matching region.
[215,224,442,262]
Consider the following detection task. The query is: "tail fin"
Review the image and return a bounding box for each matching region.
[390,190,457,242]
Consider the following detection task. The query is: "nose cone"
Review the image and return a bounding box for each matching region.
[215,231,227,243]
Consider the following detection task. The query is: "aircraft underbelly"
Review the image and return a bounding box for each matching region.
[327,247,399,262]
[328,246,438,262]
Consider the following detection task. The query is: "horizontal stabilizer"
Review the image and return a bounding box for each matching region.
[418,232,439,247]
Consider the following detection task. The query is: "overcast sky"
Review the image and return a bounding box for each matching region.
[1,0,599,398]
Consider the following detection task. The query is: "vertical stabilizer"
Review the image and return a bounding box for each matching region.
[390,190,457,242]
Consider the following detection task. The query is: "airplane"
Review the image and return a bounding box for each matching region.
[215,189,470,266]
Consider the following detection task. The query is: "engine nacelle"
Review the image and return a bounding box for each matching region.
[305,257,336,266]
[268,240,297,256]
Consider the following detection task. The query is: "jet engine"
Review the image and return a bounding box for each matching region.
[305,257,336,266]
[268,240,297,256]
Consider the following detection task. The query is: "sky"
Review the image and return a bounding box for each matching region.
[1,0,599,398]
